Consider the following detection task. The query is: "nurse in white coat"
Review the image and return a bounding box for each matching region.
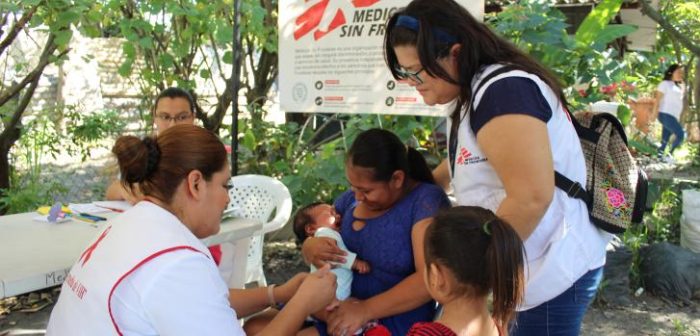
[47,124,337,336]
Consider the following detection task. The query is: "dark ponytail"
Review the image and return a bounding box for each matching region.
[486,214,525,330]
[348,128,435,184]
[112,124,227,204]
[425,206,524,331]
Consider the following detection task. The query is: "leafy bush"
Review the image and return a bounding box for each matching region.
[237,113,444,209]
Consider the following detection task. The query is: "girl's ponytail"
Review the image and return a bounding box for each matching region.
[425,206,524,332]
[486,217,525,332]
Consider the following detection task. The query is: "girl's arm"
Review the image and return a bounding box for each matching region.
[476,114,554,240]
[326,218,433,335]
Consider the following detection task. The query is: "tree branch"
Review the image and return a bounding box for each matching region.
[2,34,63,135]
[0,33,68,107]
[639,0,700,57]
[0,3,39,57]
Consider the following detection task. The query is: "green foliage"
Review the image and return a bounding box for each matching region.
[574,0,629,49]
[237,113,444,210]
[106,0,278,133]
[623,178,699,287]
[489,0,657,112]
[0,105,126,213]
[65,109,127,161]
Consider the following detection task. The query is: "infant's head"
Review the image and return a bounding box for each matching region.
[293,203,342,242]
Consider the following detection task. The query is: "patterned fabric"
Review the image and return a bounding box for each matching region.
[570,111,647,233]
[406,322,456,336]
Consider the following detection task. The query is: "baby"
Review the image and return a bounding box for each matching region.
[293,202,370,301]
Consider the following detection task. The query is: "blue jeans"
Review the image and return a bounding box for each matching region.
[510,267,603,336]
[658,112,685,154]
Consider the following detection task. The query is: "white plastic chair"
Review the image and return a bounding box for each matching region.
[218,174,292,288]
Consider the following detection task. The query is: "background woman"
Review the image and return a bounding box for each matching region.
[653,64,685,163]
[384,1,611,334]
[48,124,337,335]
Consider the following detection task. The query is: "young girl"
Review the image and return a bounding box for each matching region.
[408,206,524,336]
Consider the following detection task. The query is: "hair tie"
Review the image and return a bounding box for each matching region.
[395,15,457,44]
[143,137,161,178]
[482,219,494,236]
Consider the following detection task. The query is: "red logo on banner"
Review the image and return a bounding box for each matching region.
[294,0,381,41]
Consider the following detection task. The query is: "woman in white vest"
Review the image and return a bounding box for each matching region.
[383,1,611,335]
[47,124,337,336]
[652,64,685,163]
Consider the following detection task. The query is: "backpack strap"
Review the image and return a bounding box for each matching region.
[554,106,595,207]
[554,171,592,205]
[449,64,518,176]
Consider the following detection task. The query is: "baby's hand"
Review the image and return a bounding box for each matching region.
[352,259,371,274]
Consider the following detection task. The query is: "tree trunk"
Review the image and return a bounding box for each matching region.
[639,0,700,58]
[0,33,60,213]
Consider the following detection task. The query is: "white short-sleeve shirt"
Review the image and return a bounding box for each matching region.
[657,80,684,119]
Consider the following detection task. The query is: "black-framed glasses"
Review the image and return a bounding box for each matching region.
[394,67,425,85]
[156,113,194,123]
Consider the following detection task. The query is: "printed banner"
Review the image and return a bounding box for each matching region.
[279,0,483,116]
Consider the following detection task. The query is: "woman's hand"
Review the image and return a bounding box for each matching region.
[289,264,337,315]
[301,237,347,268]
[275,272,308,303]
[327,299,369,336]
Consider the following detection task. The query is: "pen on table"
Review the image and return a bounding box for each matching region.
[77,212,107,221]
[73,215,99,227]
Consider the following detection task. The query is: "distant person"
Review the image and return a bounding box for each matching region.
[48,124,337,335]
[653,64,685,163]
[105,87,196,203]
[384,1,611,334]
[407,206,524,336]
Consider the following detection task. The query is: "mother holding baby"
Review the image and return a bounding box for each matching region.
[303,128,450,336]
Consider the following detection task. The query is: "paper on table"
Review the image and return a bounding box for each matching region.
[33,215,71,223]
[69,203,110,214]
[93,201,133,212]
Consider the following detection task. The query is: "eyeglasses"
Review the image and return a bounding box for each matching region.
[394,67,425,85]
[156,113,194,123]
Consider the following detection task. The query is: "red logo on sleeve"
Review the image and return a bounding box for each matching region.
[79,226,112,267]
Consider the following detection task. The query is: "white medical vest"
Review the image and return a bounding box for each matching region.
[46,202,217,335]
[447,65,611,310]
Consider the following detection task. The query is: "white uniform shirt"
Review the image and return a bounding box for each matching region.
[47,201,245,336]
[657,80,684,119]
[447,64,611,310]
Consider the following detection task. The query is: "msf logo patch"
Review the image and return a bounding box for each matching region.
[294,0,380,41]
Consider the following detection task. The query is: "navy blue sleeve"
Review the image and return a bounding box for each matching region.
[412,184,450,224]
[471,77,552,135]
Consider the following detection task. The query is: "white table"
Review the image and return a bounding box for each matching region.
[0,211,261,299]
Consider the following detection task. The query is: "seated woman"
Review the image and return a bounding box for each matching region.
[105,87,197,203]
[47,124,337,336]
[257,128,449,336]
